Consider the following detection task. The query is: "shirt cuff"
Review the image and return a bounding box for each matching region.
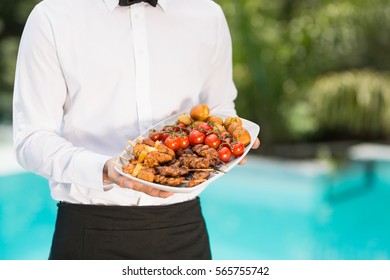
[72,150,112,192]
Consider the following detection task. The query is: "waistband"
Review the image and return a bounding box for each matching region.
[57,197,203,230]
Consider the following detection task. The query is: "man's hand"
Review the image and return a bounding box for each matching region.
[238,137,260,165]
[103,158,174,198]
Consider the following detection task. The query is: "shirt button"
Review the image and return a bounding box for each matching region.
[133,12,144,19]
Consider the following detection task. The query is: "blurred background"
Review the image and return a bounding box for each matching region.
[1,0,390,260]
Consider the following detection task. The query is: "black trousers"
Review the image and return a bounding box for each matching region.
[48,197,211,260]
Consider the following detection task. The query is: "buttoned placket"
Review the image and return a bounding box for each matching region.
[130,4,154,134]
[130,4,161,206]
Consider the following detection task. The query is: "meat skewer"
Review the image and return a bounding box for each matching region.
[191,144,227,166]
[191,144,219,159]
[178,153,218,169]
[143,151,173,167]
[154,175,186,186]
[155,166,189,177]
[121,136,227,188]
[191,171,211,180]
[189,168,226,174]
[184,179,208,188]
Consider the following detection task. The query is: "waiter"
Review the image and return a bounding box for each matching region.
[13,0,260,259]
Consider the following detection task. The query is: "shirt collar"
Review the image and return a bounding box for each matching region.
[103,0,168,12]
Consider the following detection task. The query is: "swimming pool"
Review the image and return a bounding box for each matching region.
[0,172,56,259]
[1,156,389,260]
[202,157,390,259]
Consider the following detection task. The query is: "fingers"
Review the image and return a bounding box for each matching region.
[118,175,174,198]
[238,138,260,165]
[252,138,260,149]
[132,182,174,198]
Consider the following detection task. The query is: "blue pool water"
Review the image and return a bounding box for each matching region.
[0,172,56,259]
[1,157,390,260]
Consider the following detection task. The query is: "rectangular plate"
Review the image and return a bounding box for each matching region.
[115,112,260,193]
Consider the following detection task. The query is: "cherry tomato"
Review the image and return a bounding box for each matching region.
[148,130,162,141]
[218,147,232,163]
[189,129,205,145]
[160,132,171,143]
[176,123,187,129]
[232,142,245,157]
[204,133,221,150]
[176,123,190,135]
[220,131,231,139]
[220,137,233,149]
[170,123,187,132]
[198,122,214,133]
[162,125,173,132]
[164,136,181,151]
[179,136,190,149]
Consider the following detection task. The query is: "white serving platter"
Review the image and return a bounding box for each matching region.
[115,112,260,193]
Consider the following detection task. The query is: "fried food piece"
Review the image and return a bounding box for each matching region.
[122,161,155,182]
[136,167,155,182]
[143,153,159,167]
[191,144,219,160]
[191,171,210,180]
[122,163,135,175]
[132,143,152,158]
[187,179,207,187]
[154,175,185,186]
[179,153,218,169]
[186,171,210,187]
[132,139,176,166]
[232,126,251,147]
[143,151,174,167]
[142,137,156,147]
[156,143,175,158]
[155,166,189,177]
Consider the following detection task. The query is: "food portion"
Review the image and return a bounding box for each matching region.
[122,139,220,187]
[120,104,253,188]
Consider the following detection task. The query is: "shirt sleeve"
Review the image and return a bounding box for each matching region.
[13,5,110,191]
[200,5,238,116]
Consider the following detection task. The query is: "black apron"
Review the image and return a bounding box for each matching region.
[48,197,211,260]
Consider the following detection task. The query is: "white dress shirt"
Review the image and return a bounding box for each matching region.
[13,0,237,206]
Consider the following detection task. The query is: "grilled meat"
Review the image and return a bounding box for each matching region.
[155,165,189,177]
[154,175,185,186]
[156,143,175,158]
[191,144,219,160]
[191,171,210,180]
[186,179,207,187]
[136,167,155,182]
[122,163,135,175]
[142,137,156,147]
[143,151,174,167]
[179,153,218,169]
[123,135,223,188]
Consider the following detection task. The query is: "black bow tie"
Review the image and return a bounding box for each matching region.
[119,0,158,7]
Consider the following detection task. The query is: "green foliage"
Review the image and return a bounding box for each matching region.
[0,0,41,123]
[306,70,390,140]
[218,0,390,146]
